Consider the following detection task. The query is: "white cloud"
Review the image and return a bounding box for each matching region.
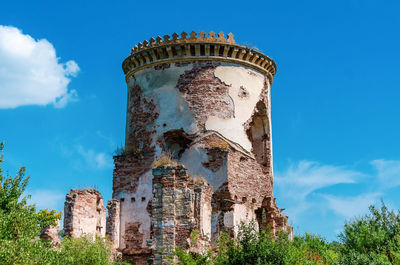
[371,159,400,188]
[76,145,113,169]
[28,189,64,210]
[275,160,362,200]
[322,192,382,219]
[53,89,78,108]
[0,25,79,108]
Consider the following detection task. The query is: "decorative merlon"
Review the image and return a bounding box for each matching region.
[122,31,277,83]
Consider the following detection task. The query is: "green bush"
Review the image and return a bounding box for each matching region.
[175,202,400,265]
[3,139,400,265]
[57,236,117,265]
[0,142,129,265]
[337,202,400,265]
[175,222,337,265]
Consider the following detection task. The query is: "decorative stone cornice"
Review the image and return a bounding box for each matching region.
[122,31,277,83]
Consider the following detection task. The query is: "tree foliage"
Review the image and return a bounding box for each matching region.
[0,142,127,265]
[175,203,400,265]
[337,202,400,265]
[175,222,336,265]
[3,140,400,265]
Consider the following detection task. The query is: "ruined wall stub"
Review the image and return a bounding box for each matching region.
[40,219,61,247]
[106,199,120,249]
[111,31,292,262]
[63,189,106,239]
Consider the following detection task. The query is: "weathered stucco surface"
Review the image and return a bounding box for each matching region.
[109,60,290,262]
[206,65,266,152]
[180,144,228,191]
[117,171,152,253]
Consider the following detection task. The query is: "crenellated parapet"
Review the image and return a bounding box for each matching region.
[122,31,277,84]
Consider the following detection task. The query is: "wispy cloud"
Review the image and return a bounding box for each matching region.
[321,192,382,219]
[275,160,362,200]
[27,189,64,211]
[55,131,115,171]
[0,25,79,108]
[76,145,113,169]
[371,159,400,188]
[95,131,116,148]
[275,158,400,239]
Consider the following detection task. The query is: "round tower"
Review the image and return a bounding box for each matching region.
[110,31,291,263]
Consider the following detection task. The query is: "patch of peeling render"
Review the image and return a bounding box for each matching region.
[231,204,258,236]
[116,170,153,251]
[132,65,199,137]
[180,145,228,191]
[176,62,235,128]
[200,196,212,239]
[222,205,258,236]
[205,65,265,152]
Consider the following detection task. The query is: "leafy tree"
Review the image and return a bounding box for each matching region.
[0,141,61,264]
[0,142,128,264]
[175,222,337,265]
[338,201,400,265]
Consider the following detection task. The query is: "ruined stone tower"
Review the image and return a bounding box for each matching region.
[63,31,292,265]
[110,31,292,263]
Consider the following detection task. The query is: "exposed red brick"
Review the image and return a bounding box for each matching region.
[176,62,234,129]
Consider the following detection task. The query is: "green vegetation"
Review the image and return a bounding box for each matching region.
[3,140,400,264]
[175,223,336,265]
[0,142,127,265]
[175,203,400,265]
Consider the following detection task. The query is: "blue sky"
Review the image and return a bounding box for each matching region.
[1,0,400,241]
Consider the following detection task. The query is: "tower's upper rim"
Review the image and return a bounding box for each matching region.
[122,31,277,83]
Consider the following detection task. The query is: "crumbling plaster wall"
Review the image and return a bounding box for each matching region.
[125,61,271,157]
[115,60,276,258]
[124,61,272,189]
[180,142,228,191]
[224,204,258,236]
[125,63,197,150]
[117,171,152,254]
[113,155,153,254]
